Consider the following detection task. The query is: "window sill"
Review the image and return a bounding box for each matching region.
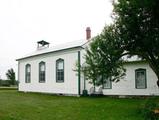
[103,88,112,89]
[39,81,45,83]
[56,81,64,83]
[135,87,147,89]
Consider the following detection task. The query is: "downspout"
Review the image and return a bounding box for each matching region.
[17,61,20,90]
[84,73,86,90]
[78,51,81,95]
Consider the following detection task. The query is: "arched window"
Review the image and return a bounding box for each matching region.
[135,68,147,89]
[56,59,64,82]
[25,64,31,83]
[39,61,45,83]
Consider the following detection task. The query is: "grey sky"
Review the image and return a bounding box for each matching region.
[0,0,113,79]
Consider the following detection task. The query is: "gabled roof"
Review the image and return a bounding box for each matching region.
[16,40,88,61]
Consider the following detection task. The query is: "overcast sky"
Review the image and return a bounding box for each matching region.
[0,0,113,79]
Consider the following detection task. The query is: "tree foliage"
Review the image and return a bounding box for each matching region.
[113,0,159,85]
[84,0,159,86]
[6,68,16,85]
[84,25,125,86]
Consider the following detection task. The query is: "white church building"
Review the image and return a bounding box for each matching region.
[16,27,159,96]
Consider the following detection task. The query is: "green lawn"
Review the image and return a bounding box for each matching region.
[0,90,153,120]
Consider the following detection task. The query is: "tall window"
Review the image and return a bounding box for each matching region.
[39,61,45,83]
[103,77,112,89]
[25,64,31,83]
[56,59,64,82]
[135,68,147,89]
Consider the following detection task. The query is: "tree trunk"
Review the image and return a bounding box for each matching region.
[157,80,159,87]
[93,81,96,92]
[147,59,159,87]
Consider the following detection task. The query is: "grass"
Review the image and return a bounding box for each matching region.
[0,90,155,120]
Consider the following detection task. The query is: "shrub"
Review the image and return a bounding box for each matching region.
[0,80,11,87]
[142,98,159,120]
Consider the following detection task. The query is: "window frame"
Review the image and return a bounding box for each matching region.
[25,64,31,83]
[102,76,112,89]
[135,68,147,89]
[39,61,46,83]
[56,58,64,83]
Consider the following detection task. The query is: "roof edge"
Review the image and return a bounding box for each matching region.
[16,46,84,61]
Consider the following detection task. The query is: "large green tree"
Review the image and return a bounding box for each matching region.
[84,25,125,86]
[6,68,16,85]
[114,0,159,85]
[85,0,159,86]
